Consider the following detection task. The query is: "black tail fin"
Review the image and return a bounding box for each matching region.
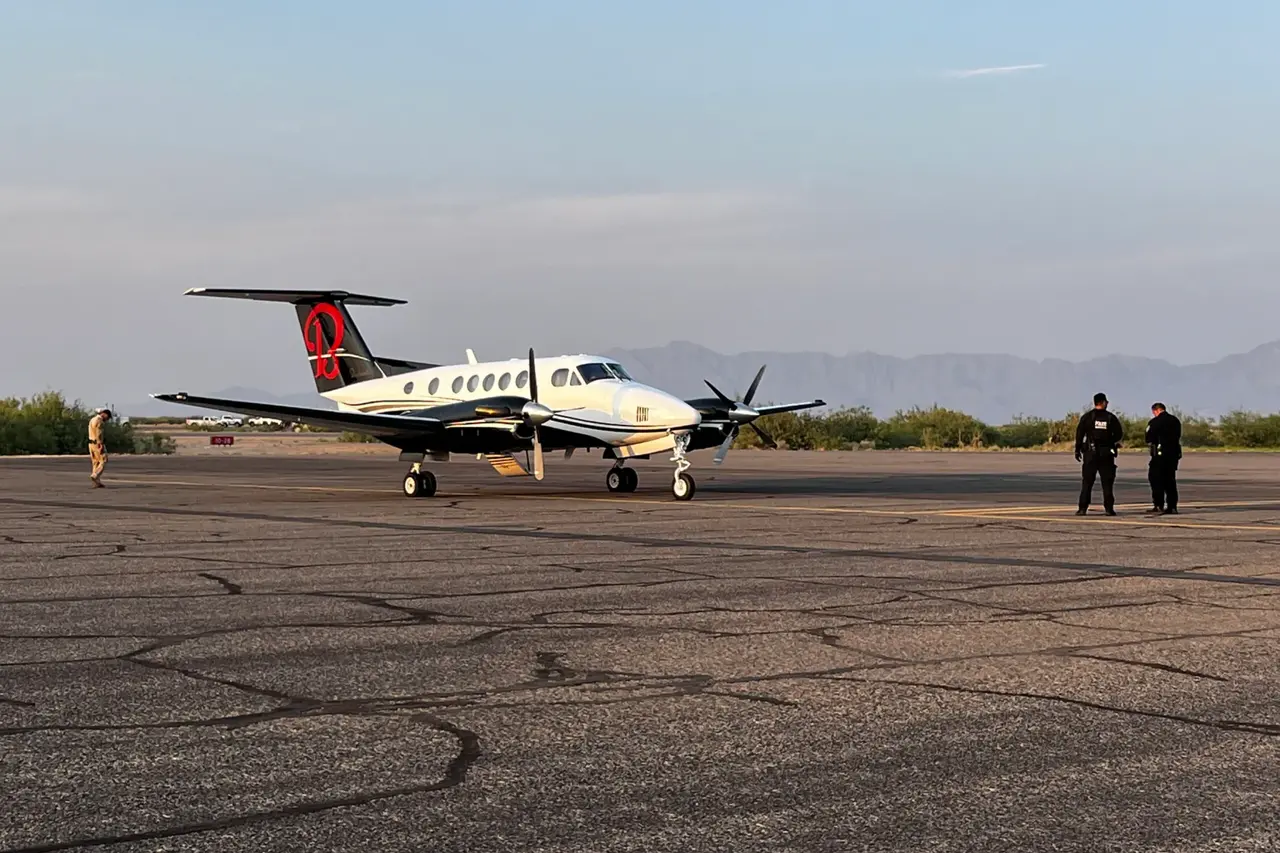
[185,288,406,393]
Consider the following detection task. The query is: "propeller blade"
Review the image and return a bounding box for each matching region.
[532,429,544,480]
[703,379,733,405]
[743,364,766,405]
[750,421,777,449]
[526,347,545,479]
[713,426,738,465]
[527,347,538,403]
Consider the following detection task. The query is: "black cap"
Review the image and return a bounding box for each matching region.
[1093,393,1107,405]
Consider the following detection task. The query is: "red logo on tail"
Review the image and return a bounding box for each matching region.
[303,304,345,380]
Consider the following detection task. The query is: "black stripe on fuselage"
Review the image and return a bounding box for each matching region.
[550,414,695,435]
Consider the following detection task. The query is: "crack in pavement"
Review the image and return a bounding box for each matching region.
[197,572,243,595]
[1065,652,1231,683]
[817,674,1280,738]
[1,714,479,853]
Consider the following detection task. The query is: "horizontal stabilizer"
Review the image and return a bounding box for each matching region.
[184,288,406,307]
[375,356,440,375]
[151,392,439,437]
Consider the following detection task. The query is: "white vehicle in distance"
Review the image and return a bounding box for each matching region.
[186,415,243,427]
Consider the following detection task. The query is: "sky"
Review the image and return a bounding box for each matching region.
[3,0,1279,406]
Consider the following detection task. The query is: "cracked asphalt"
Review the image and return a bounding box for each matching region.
[1,450,1278,852]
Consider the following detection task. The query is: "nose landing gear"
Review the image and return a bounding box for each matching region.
[670,433,695,501]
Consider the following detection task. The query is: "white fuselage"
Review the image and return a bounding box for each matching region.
[324,353,701,450]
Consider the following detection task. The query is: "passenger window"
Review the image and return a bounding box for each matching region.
[451,377,463,394]
[403,381,414,395]
[552,368,569,387]
[498,373,511,390]
[483,374,495,391]
[428,378,439,395]
[516,370,528,389]
[467,375,479,392]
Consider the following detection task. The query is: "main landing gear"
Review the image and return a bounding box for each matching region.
[606,464,638,493]
[402,462,437,498]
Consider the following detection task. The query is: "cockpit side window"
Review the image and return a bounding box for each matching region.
[605,363,632,381]
[577,363,615,384]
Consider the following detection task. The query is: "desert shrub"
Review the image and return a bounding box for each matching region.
[812,406,880,449]
[1219,411,1280,448]
[1177,413,1220,447]
[997,415,1052,448]
[0,393,172,455]
[876,406,994,449]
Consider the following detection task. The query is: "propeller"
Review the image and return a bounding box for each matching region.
[522,347,553,480]
[704,364,777,464]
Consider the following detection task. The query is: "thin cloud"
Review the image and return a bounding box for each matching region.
[944,63,1046,79]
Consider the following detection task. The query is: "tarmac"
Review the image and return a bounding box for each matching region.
[1,449,1278,852]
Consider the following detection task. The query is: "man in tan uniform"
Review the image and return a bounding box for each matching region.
[88,408,111,487]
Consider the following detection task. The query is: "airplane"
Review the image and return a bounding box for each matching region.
[153,289,825,501]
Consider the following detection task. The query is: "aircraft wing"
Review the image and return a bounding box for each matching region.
[755,400,826,417]
[151,392,441,437]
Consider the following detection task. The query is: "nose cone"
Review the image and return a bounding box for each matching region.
[617,386,702,430]
[664,397,702,430]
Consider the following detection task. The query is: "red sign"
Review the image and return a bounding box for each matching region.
[210,435,235,446]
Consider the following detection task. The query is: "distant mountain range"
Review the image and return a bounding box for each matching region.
[129,341,1280,424]
[601,340,1280,423]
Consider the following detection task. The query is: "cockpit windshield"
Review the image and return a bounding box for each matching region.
[576,362,633,383]
[577,363,616,384]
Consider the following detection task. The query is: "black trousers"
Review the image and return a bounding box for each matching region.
[1079,452,1117,511]
[1149,458,1179,510]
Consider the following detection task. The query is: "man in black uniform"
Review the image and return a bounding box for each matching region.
[1145,402,1182,514]
[1075,392,1124,515]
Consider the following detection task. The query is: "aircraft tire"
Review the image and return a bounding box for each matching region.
[606,469,625,492]
[403,470,437,498]
[672,472,695,501]
[621,468,638,492]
